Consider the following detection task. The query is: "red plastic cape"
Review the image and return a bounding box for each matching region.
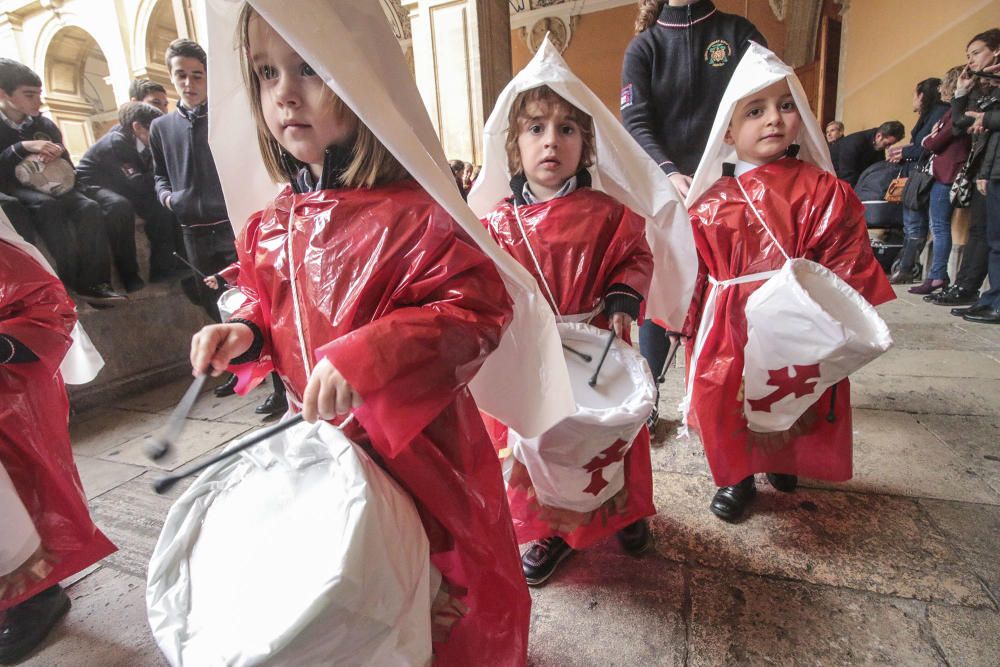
[684,158,895,487]
[227,179,529,666]
[0,241,115,612]
[481,188,656,549]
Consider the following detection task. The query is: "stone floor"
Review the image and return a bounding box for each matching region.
[21,285,1000,666]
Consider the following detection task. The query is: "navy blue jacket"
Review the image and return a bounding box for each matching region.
[621,0,765,176]
[900,101,948,165]
[149,103,228,225]
[0,114,70,188]
[76,129,155,203]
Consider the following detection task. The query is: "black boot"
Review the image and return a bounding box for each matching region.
[521,536,573,586]
[888,236,925,284]
[0,585,71,664]
[765,473,798,492]
[617,519,653,555]
[213,373,239,397]
[710,476,756,521]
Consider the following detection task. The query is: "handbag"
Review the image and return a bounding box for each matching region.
[950,141,985,209]
[885,171,907,203]
[902,159,933,211]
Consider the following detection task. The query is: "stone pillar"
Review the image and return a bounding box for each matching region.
[402,0,511,165]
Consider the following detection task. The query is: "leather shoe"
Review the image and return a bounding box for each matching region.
[888,265,920,285]
[76,283,127,305]
[709,476,756,522]
[908,278,948,295]
[963,308,1000,324]
[0,585,71,664]
[931,285,979,306]
[953,303,991,317]
[522,536,573,586]
[765,473,798,492]
[122,274,146,293]
[255,391,288,415]
[213,373,238,397]
[616,519,653,555]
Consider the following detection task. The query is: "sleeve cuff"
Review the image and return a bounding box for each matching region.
[658,160,679,176]
[603,284,643,320]
[0,334,39,363]
[227,319,264,364]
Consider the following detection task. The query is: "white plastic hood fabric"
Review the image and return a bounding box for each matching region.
[0,209,103,385]
[467,36,697,331]
[0,461,39,577]
[146,419,435,666]
[685,41,834,208]
[205,0,573,437]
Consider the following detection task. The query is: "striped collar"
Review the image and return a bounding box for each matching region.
[656,1,717,28]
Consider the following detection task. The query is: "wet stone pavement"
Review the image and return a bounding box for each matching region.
[23,285,1000,666]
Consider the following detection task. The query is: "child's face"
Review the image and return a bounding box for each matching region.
[169,56,207,108]
[725,79,802,165]
[516,99,583,195]
[0,85,43,121]
[249,16,357,173]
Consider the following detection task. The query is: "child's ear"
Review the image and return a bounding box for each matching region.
[723,126,735,146]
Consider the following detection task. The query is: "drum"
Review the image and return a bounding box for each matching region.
[146,419,435,666]
[14,155,75,197]
[508,322,655,513]
[0,462,39,577]
[217,287,248,322]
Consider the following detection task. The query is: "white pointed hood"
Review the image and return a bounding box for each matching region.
[686,41,834,208]
[0,210,104,384]
[467,35,697,331]
[205,0,574,436]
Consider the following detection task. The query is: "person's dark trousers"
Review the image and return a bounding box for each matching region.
[955,189,989,291]
[181,221,237,321]
[82,186,140,282]
[976,180,1000,310]
[0,192,34,243]
[6,185,111,290]
[639,319,669,381]
[132,195,179,278]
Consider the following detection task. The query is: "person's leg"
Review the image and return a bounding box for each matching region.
[180,224,223,321]
[638,320,669,379]
[927,182,953,281]
[85,187,142,290]
[133,196,179,280]
[255,371,289,416]
[939,191,989,306]
[0,584,71,663]
[964,180,1000,323]
[0,193,34,243]
[890,206,928,283]
[7,186,79,288]
[58,189,123,303]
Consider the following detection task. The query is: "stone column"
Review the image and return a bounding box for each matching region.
[402,0,511,165]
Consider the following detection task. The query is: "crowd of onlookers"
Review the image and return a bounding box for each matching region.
[825,27,1000,325]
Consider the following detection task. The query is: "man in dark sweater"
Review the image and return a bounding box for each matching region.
[149,39,235,322]
[76,102,181,283]
[0,58,125,305]
[832,121,905,188]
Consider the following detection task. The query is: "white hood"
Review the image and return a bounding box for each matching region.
[205,0,575,436]
[686,41,834,208]
[467,35,697,331]
[0,209,103,384]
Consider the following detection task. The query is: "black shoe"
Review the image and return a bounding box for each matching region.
[213,374,238,397]
[255,391,288,415]
[963,308,1000,324]
[0,585,71,665]
[122,274,146,293]
[76,283,127,305]
[709,476,756,522]
[522,536,573,586]
[934,286,980,306]
[953,303,991,317]
[765,473,798,492]
[617,519,653,555]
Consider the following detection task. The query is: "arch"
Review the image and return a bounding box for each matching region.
[132,0,179,75]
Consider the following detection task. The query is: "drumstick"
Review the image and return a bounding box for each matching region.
[172,252,207,279]
[657,333,683,383]
[152,414,306,494]
[145,370,211,460]
[587,329,617,387]
[562,343,592,363]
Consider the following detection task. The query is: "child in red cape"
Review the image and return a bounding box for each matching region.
[0,238,115,663]
[187,7,529,665]
[683,48,895,522]
[480,85,656,586]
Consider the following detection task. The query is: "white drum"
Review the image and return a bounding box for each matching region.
[0,461,40,577]
[146,419,435,667]
[217,287,248,322]
[508,322,655,513]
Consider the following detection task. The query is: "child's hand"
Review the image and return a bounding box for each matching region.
[190,323,254,377]
[302,357,362,423]
[668,173,692,198]
[22,140,62,162]
[610,312,633,338]
[203,275,220,289]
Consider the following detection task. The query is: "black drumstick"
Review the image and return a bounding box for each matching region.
[145,370,211,460]
[172,252,207,279]
[152,414,306,494]
[588,329,616,387]
[657,333,683,383]
[562,343,592,363]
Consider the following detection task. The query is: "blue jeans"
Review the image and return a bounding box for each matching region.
[902,205,928,241]
[927,181,954,281]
